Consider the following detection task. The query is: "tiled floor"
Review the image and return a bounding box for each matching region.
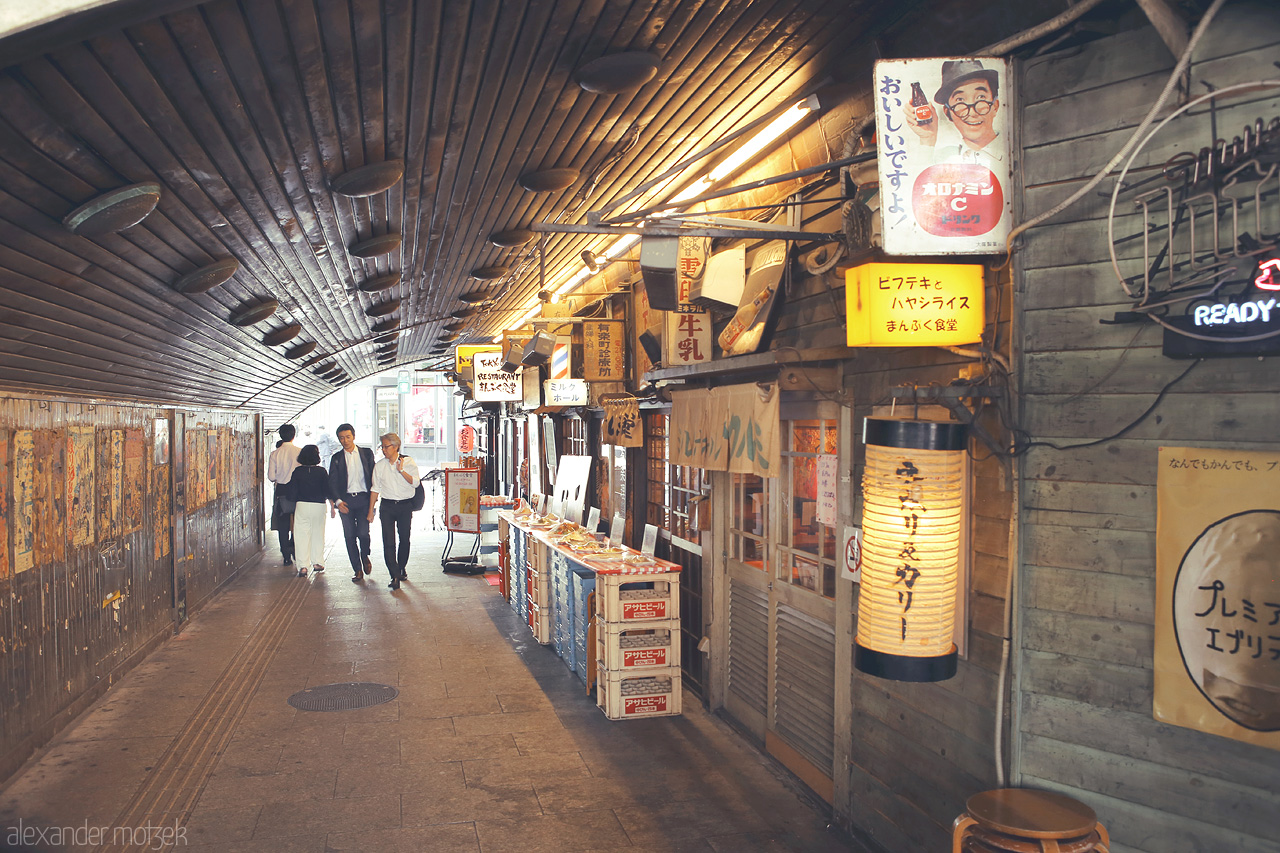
[0,522,865,852]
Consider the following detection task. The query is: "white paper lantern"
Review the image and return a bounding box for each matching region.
[855,418,966,682]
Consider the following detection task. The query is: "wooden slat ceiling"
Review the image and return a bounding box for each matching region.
[0,0,1046,424]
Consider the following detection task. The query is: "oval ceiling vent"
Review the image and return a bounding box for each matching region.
[574,52,660,94]
[262,323,302,346]
[173,258,239,294]
[358,272,402,293]
[63,183,163,237]
[348,233,402,258]
[518,168,578,192]
[229,299,279,326]
[330,160,405,197]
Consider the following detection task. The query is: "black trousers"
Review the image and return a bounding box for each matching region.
[338,492,371,574]
[272,485,294,562]
[379,498,413,578]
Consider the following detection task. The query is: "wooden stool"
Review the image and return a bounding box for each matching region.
[952,789,1110,853]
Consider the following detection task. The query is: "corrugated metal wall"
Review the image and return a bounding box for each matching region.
[0,392,260,782]
[1015,6,1280,852]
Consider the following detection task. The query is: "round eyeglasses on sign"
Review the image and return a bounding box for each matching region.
[947,99,994,118]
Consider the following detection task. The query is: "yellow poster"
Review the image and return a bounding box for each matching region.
[1154,447,1280,750]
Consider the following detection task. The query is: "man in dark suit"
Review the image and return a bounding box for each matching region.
[328,423,377,583]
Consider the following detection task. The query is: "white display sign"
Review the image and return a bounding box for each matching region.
[874,57,1011,256]
[842,525,863,583]
[473,350,521,401]
[817,454,838,526]
[544,378,588,406]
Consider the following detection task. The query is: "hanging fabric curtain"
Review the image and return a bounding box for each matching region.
[669,384,779,477]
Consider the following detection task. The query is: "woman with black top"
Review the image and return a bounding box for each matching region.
[286,445,333,577]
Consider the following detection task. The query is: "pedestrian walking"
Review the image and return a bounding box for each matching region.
[267,423,302,567]
[286,444,333,577]
[369,432,420,590]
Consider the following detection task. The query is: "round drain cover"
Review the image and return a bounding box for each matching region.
[287,682,398,712]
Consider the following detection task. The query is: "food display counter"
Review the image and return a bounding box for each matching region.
[499,510,683,719]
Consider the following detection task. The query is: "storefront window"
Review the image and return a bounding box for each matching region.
[781,418,837,598]
[730,473,770,571]
[407,383,448,445]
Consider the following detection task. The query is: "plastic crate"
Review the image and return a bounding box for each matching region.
[597,619,681,671]
[596,575,680,624]
[596,664,682,720]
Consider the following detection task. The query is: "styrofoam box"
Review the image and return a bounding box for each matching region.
[530,603,552,644]
[596,664,682,720]
[597,576,680,624]
[596,619,681,671]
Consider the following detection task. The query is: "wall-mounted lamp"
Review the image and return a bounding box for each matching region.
[855,417,967,683]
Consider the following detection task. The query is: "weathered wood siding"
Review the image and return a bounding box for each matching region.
[0,391,261,782]
[1016,6,1280,852]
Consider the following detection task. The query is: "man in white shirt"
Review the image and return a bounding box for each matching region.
[266,423,302,566]
[327,423,376,582]
[368,432,420,590]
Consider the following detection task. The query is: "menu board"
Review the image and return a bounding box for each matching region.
[444,467,480,533]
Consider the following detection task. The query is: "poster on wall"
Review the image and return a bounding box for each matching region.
[67,426,94,547]
[584,320,626,381]
[33,429,65,565]
[13,430,34,573]
[1154,446,1280,750]
[874,57,1011,256]
[444,467,480,533]
[0,431,9,579]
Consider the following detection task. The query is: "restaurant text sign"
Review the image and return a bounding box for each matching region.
[846,262,984,346]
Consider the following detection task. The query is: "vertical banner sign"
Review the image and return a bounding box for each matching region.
[670,385,780,477]
[99,428,124,536]
[583,320,626,382]
[445,467,480,533]
[817,454,838,526]
[874,57,1010,256]
[14,429,34,573]
[473,350,521,401]
[666,235,713,367]
[67,426,95,546]
[602,397,643,447]
[1155,447,1280,750]
[124,428,145,533]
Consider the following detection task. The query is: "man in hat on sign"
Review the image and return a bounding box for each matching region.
[903,59,1003,171]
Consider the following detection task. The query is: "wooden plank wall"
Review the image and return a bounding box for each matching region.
[0,391,260,783]
[1016,5,1280,852]
[766,193,1016,851]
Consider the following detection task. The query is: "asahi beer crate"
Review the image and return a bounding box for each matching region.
[596,575,680,624]
[596,663,682,720]
[596,619,681,672]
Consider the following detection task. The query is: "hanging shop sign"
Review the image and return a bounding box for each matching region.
[874,57,1011,256]
[544,378,588,407]
[444,467,480,533]
[584,320,626,381]
[455,344,501,379]
[846,261,984,346]
[457,425,476,454]
[522,363,541,409]
[602,396,643,447]
[1154,446,1280,750]
[666,234,713,367]
[669,384,779,478]
[473,350,521,401]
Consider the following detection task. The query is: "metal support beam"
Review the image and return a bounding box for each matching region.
[529,222,843,242]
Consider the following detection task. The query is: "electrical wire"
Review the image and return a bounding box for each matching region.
[998,0,1229,269]
[1011,357,1202,456]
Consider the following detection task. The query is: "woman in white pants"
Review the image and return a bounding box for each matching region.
[286,445,333,576]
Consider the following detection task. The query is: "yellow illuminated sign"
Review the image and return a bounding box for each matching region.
[845,262,984,346]
[454,344,501,372]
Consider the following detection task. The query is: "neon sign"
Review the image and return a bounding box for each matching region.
[1255,258,1280,291]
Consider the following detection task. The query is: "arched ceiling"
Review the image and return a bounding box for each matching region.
[0,0,1070,424]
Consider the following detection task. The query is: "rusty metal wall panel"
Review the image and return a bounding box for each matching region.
[0,392,262,781]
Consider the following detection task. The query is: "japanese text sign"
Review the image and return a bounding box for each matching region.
[473,350,521,401]
[445,467,480,533]
[544,378,588,407]
[846,261,984,346]
[670,384,780,478]
[1154,446,1280,750]
[602,396,643,447]
[455,344,500,379]
[874,57,1011,256]
[583,320,626,382]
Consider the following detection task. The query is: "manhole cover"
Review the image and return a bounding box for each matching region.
[287,682,398,712]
